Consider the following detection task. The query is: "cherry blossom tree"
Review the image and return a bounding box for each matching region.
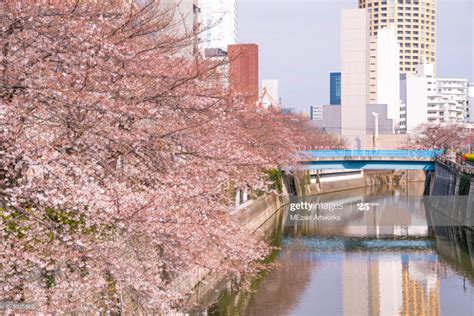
[407,123,471,150]
[0,0,318,313]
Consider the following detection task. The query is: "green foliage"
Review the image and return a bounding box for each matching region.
[247,169,284,200]
[227,181,237,200]
[45,207,86,231]
[0,207,29,239]
[458,175,471,196]
[45,272,56,288]
[299,172,310,196]
[265,169,283,194]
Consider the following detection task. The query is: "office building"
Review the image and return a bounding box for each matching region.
[228,44,259,105]
[200,0,238,51]
[359,0,437,75]
[310,105,323,121]
[330,73,342,105]
[311,104,393,136]
[310,104,341,135]
[341,9,370,148]
[155,0,202,55]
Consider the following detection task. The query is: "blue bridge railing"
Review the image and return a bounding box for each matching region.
[305,149,444,159]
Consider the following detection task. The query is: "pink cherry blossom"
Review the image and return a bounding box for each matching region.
[0,0,317,313]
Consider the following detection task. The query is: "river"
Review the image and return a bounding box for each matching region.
[192,183,473,316]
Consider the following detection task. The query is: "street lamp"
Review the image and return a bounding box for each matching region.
[372,112,379,149]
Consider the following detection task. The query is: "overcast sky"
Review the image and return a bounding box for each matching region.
[238,0,474,113]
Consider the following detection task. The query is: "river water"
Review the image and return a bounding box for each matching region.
[194,183,473,316]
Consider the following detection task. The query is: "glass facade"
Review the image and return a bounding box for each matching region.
[330,72,342,105]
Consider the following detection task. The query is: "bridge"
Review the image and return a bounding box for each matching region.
[299,150,444,171]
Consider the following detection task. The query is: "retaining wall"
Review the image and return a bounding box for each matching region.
[294,169,415,197]
[429,158,474,268]
[175,192,289,310]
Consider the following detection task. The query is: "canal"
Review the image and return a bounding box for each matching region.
[192,183,473,315]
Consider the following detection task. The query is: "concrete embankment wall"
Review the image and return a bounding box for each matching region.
[175,193,289,310]
[431,158,474,196]
[231,194,289,232]
[293,169,426,197]
[183,193,288,309]
[429,158,474,268]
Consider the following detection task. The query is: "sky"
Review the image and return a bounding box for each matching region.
[237,0,474,113]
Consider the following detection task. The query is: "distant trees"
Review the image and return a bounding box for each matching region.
[0,0,332,313]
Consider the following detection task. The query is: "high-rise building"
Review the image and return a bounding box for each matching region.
[376,25,400,131]
[468,83,474,123]
[155,0,202,55]
[200,0,238,51]
[228,44,259,105]
[330,73,342,105]
[341,9,370,148]
[359,0,437,76]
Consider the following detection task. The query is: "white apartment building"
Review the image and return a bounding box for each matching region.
[200,0,238,51]
[428,78,468,123]
[468,83,474,123]
[400,62,468,131]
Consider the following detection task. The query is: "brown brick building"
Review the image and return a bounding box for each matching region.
[228,44,259,105]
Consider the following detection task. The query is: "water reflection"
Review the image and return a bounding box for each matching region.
[196,184,473,316]
[286,183,430,238]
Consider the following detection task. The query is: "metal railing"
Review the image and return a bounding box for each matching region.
[305,150,444,159]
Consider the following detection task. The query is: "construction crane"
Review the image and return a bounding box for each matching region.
[257,87,280,110]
